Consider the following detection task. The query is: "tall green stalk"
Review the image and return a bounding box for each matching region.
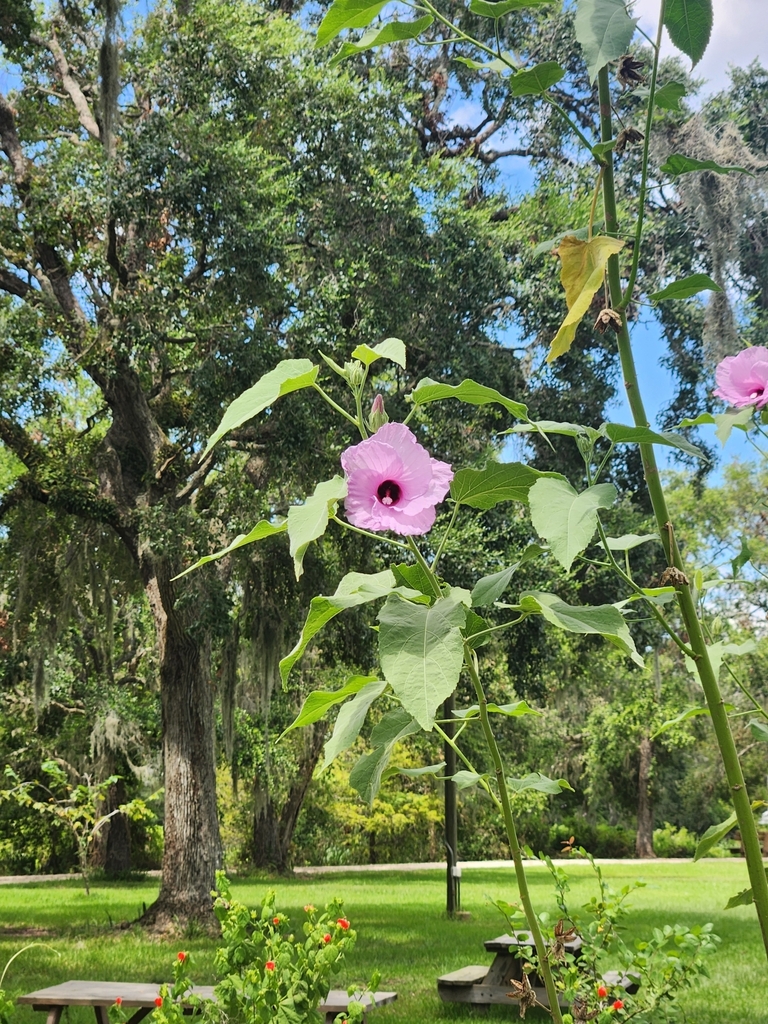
[597,63,768,961]
[464,648,564,1022]
[412,541,564,1019]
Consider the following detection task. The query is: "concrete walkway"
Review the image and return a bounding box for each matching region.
[0,859,740,884]
[0,870,161,885]
[292,857,707,875]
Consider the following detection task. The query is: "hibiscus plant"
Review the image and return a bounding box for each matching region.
[110,874,369,1024]
[180,0,768,1017]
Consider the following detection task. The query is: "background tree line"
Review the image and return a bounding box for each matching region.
[0,0,766,919]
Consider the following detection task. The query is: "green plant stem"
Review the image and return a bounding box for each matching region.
[431,501,460,574]
[407,536,443,600]
[409,536,562,1015]
[594,517,694,657]
[617,0,665,312]
[330,516,411,551]
[464,614,527,644]
[722,662,768,722]
[312,383,361,432]
[463,645,563,1024]
[354,366,370,439]
[597,62,768,962]
[432,722,502,810]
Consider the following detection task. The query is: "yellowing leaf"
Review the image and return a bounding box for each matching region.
[548,235,625,362]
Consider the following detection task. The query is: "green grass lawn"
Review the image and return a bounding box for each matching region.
[0,861,763,1024]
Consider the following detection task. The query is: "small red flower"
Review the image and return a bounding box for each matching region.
[304,904,315,913]
[613,1000,625,1011]
[597,985,608,998]
[323,933,332,943]
[154,997,163,1007]
[265,960,276,971]
[177,951,186,962]
[336,918,350,930]
[272,916,280,925]
[115,997,123,1007]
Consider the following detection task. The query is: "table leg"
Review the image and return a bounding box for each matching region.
[45,1009,63,1024]
[93,1006,109,1024]
[125,1010,153,1024]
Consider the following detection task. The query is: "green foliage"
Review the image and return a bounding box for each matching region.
[451,463,558,510]
[409,379,528,421]
[574,0,637,82]
[349,709,420,804]
[653,822,699,858]
[528,479,617,571]
[660,154,751,176]
[663,0,713,67]
[0,764,157,895]
[530,853,720,1023]
[287,477,348,581]
[203,361,319,459]
[649,274,722,302]
[115,874,368,1024]
[329,16,434,66]
[377,592,467,732]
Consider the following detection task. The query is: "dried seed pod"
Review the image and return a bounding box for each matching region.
[594,308,623,334]
[659,566,690,589]
[616,53,645,87]
[615,126,645,157]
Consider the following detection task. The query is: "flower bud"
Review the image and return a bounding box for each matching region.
[711,616,723,637]
[597,985,607,998]
[343,360,366,387]
[368,395,389,432]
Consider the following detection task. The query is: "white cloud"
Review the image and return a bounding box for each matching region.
[632,0,768,96]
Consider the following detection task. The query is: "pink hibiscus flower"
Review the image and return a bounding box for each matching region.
[340,423,453,536]
[713,346,768,409]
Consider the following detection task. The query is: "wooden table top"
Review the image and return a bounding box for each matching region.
[18,980,397,1012]
[484,932,582,953]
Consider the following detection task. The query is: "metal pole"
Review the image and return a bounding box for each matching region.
[444,694,458,916]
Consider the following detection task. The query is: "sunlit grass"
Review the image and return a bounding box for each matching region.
[0,861,763,1024]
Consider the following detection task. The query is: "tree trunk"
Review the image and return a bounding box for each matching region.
[140,569,222,929]
[635,735,656,858]
[251,724,325,873]
[94,778,132,876]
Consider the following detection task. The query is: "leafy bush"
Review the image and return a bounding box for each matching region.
[653,822,698,858]
[111,873,376,1024]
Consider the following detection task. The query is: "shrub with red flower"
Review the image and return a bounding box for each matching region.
[340,422,453,536]
[597,985,607,998]
[177,952,186,962]
[265,960,276,971]
[612,999,624,1011]
[336,918,350,930]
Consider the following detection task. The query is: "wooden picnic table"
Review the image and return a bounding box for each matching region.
[438,931,580,1010]
[437,931,636,1012]
[17,980,397,1024]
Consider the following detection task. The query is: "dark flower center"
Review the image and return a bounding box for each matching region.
[377,480,402,506]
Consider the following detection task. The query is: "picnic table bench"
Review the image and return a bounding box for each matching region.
[18,980,397,1024]
[437,932,637,1011]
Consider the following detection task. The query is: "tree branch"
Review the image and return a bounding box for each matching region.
[0,268,32,298]
[30,32,101,142]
